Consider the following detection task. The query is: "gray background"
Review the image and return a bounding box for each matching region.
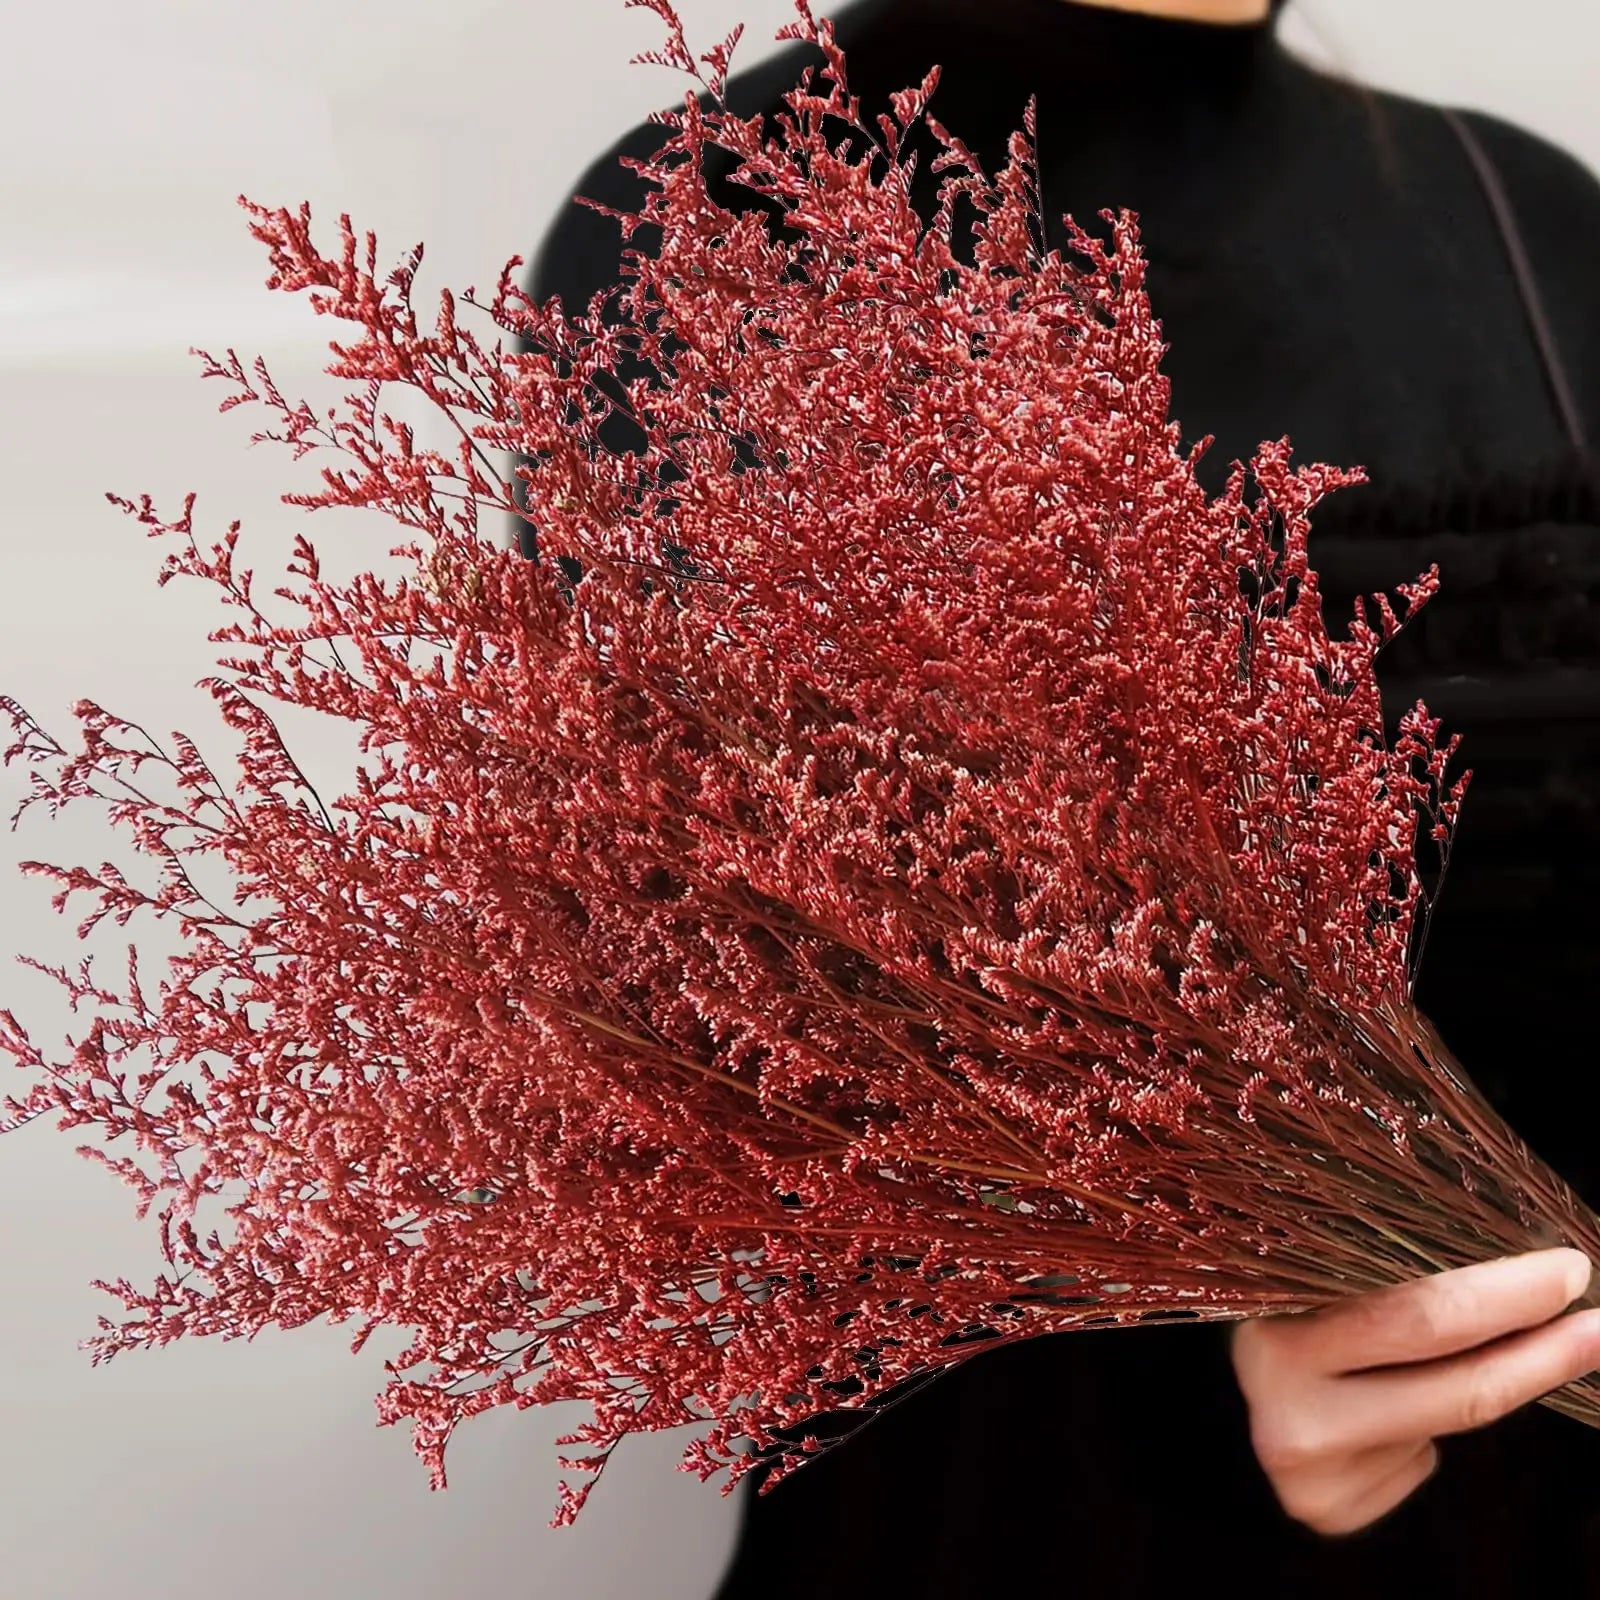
[0,3,1595,1597]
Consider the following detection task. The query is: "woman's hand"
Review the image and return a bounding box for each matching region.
[1230,1247,1600,1536]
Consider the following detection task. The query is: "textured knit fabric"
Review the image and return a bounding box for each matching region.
[513,4,1600,1592]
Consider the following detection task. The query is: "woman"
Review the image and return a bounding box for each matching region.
[515,1,1600,1592]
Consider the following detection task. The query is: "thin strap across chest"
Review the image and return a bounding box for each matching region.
[1442,106,1588,457]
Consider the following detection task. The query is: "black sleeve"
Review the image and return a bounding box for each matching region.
[524,122,668,328]
[505,119,669,559]
[1457,108,1600,450]
[504,36,830,559]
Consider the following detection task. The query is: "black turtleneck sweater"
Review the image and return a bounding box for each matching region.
[517,4,1600,1594]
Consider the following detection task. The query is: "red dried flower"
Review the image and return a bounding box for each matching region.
[5,0,1599,1524]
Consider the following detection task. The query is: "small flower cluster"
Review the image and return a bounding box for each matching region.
[5,0,1598,1523]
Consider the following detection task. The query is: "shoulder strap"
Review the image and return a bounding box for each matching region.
[1442,106,1588,456]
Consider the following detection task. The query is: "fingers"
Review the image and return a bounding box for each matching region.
[1289,1442,1441,1539]
[1340,1303,1600,1446]
[1281,1247,1592,1375]
[1335,1442,1440,1536]
[1234,1250,1600,1536]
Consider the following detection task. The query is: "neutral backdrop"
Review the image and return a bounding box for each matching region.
[1,3,1596,1598]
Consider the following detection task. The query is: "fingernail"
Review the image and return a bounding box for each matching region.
[1563,1250,1594,1302]
[1570,1307,1600,1362]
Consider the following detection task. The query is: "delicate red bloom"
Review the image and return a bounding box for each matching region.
[5,0,1599,1524]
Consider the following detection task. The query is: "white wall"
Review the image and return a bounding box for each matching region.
[0,4,1595,1598]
